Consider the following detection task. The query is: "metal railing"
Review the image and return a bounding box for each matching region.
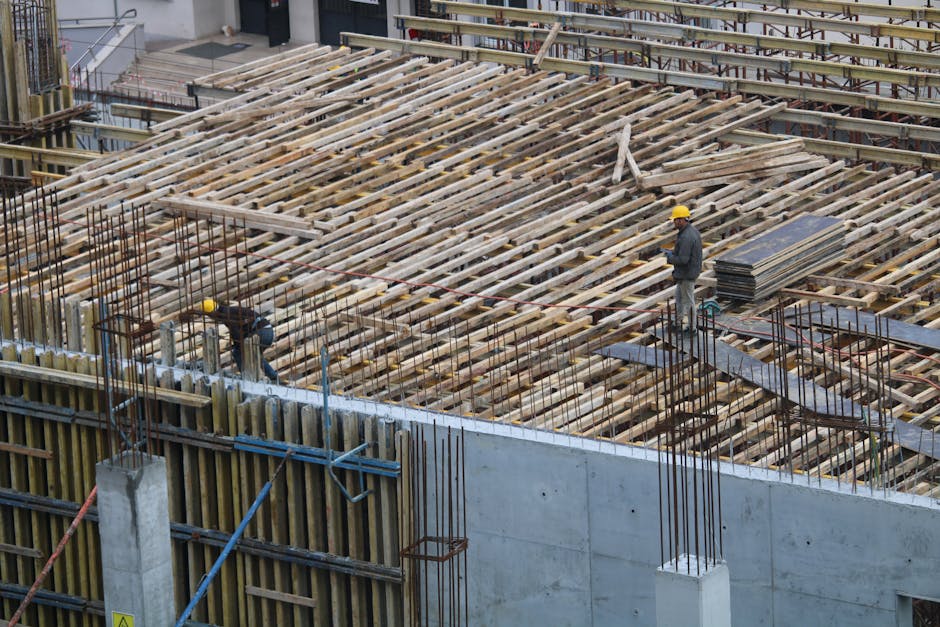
[66,8,138,73]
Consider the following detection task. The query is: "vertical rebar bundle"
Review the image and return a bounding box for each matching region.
[0,182,65,345]
[656,306,723,574]
[400,424,469,626]
[86,202,157,468]
[10,0,59,95]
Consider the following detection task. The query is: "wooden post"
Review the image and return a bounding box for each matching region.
[0,290,13,340]
[363,416,384,625]
[325,408,349,627]
[265,397,290,626]
[397,430,413,627]
[380,420,401,625]
[302,404,331,626]
[160,321,177,366]
[283,401,312,626]
[80,301,97,355]
[212,378,236,626]
[64,298,82,352]
[204,327,220,374]
[243,334,261,382]
[343,412,366,624]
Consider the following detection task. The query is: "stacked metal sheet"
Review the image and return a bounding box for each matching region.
[715,215,845,302]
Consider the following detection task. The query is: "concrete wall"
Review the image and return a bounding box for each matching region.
[59,0,410,45]
[56,0,200,39]
[290,0,318,44]
[302,390,940,627]
[455,426,940,626]
[193,0,230,38]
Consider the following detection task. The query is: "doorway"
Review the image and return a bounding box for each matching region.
[239,0,291,46]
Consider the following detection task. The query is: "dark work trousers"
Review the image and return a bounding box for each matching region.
[232,325,278,381]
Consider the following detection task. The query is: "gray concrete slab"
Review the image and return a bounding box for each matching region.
[590,554,656,625]
[768,481,940,610]
[466,432,590,551]
[788,304,940,352]
[771,588,898,627]
[469,530,592,626]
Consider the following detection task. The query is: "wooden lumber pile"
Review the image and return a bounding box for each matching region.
[640,138,829,193]
[714,214,845,301]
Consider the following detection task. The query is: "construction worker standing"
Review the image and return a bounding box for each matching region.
[663,205,703,333]
[198,299,279,383]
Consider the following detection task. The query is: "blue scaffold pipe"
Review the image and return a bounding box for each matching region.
[174,456,287,627]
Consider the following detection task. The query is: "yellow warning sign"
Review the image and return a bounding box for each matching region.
[112,611,135,627]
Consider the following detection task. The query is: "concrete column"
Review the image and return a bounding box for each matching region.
[96,452,175,627]
[655,555,731,627]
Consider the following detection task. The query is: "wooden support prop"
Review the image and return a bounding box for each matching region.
[0,361,210,407]
[110,103,184,123]
[611,122,643,185]
[245,584,317,609]
[532,22,561,69]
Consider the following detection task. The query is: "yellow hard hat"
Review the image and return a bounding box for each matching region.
[201,298,217,314]
[670,205,691,220]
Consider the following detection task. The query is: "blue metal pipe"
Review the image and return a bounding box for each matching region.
[233,441,399,478]
[238,434,400,468]
[174,476,275,627]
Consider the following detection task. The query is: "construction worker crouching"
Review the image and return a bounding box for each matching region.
[662,205,703,334]
[199,298,279,383]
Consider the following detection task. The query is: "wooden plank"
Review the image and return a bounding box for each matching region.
[0,361,210,407]
[0,542,42,559]
[779,288,869,308]
[266,397,290,627]
[245,584,317,608]
[282,401,310,626]
[324,406,349,627]
[301,404,332,626]
[0,142,96,167]
[210,378,236,626]
[110,103,185,123]
[611,122,642,185]
[0,440,53,459]
[532,22,561,68]
[153,196,320,240]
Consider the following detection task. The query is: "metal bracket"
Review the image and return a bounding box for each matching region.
[321,346,373,503]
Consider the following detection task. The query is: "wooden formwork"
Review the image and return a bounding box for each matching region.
[13,47,940,454]
[0,43,938,623]
[0,295,407,627]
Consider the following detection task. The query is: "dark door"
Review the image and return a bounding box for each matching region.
[239,0,266,35]
[267,0,290,46]
[318,0,387,46]
[239,0,290,46]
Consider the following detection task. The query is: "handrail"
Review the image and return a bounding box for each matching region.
[67,8,138,73]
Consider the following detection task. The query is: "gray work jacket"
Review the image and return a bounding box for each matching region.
[666,222,703,281]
